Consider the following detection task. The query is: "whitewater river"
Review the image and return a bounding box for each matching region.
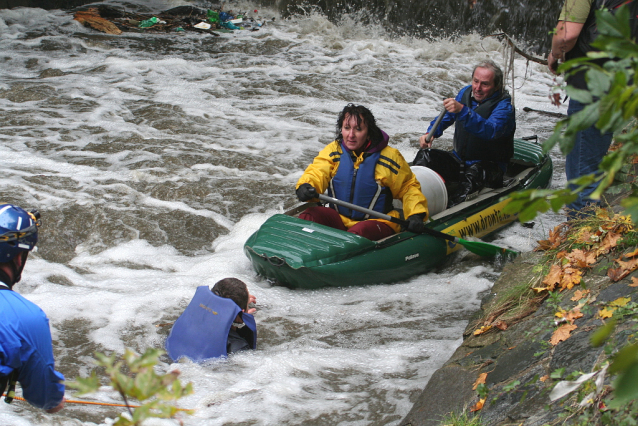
[0,1,567,425]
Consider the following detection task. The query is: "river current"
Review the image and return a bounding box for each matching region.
[0,1,567,425]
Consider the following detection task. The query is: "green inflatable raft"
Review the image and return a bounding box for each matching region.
[244,139,553,289]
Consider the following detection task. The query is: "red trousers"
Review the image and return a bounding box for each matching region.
[299,206,395,241]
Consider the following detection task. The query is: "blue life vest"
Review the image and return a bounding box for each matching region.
[165,286,257,362]
[328,145,390,220]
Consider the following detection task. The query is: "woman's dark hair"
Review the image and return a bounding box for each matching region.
[335,104,383,148]
[211,278,249,311]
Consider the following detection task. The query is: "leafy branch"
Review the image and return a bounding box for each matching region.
[504,4,638,222]
[68,348,194,426]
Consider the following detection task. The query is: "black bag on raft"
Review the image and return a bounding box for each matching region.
[412,148,463,183]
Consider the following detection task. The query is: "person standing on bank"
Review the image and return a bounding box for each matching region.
[0,204,65,413]
[418,60,516,205]
[296,103,429,241]
[547,0,623,218]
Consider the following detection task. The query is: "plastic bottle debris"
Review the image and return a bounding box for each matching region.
[138,16,159,28]
[207,10,219,23]
[194,22,211,29]
[221,21,240,30]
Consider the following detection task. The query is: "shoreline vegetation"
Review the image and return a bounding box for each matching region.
[400,163,638,425]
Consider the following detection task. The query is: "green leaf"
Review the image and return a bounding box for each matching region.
[584,69,610,98]
[621,197,638,224]
[613,363,638,405]
[609,343,638,375]
[566,85,594,104]
[550,367,565,379]
[590,319,616,347]
[66,371,100,395]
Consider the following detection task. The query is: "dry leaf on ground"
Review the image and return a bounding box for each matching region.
[472,373,488,390]
[550,323,578,345]
[470,398,485,412]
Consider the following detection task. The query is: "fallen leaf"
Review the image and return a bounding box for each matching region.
[550,323,578,345]
[474,325,492,336]
[472,373,488,390]
[598,307,615,319]
[542,264,563,289]
[571,289,590,301]
[566,249,597,267]
[565,309,583,324]
[625,247,638,258]
[629,277,638,287]
[608,267,626,282]
[560,267,582,291]
[611,256,638,281]
[609,297,631,307]
[600,232,622,253]
[536,225,568,251]
[470,398,485,412]
[540,375,549,382]
[575,227,593,244]
[494,320,508,330]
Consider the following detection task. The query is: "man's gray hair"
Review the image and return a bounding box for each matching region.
[473,60,504,92]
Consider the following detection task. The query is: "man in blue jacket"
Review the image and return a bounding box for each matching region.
[419,60,516,205]
[0,204,65,413]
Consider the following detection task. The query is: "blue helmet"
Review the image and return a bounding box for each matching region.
[0,204,40,262]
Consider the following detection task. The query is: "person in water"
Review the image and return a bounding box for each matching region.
[165,278,257,361]
[211,278,256,354]
[295,103,429,240]
[418,59,515,205]
[0,204,65,413]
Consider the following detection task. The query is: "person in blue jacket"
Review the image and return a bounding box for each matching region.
[418,59,516,205]
[0,204,65,413]
[165,278,257,362]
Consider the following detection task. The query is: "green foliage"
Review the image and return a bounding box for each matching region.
[502,380,521,392]
[476,383,489,399]
[591,319,616,347]
[505,4,638,223]
[550,367,566,379]
[440,410,484,426]
[68,348,194,426]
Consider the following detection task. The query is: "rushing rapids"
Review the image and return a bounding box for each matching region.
[0,0,567,424]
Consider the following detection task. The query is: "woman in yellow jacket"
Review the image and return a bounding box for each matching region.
[295,104,429,241]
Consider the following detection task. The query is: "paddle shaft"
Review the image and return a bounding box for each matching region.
[316,194,460,244]
[425,108,446,144]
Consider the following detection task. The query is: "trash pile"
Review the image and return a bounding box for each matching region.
[73,5,271,36]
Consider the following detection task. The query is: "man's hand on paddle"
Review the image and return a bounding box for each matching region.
[442,98,463,113]
[419,133,432,148]
[419,98,462,148]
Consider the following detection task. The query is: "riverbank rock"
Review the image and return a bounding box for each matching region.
[400,170,637,425]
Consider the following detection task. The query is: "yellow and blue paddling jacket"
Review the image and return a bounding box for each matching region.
[296,138,428,233]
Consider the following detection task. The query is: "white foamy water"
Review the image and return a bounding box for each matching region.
[0,1,567,424]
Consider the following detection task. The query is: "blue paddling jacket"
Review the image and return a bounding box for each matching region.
[165,286,257,362]
[0,287,65,410]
